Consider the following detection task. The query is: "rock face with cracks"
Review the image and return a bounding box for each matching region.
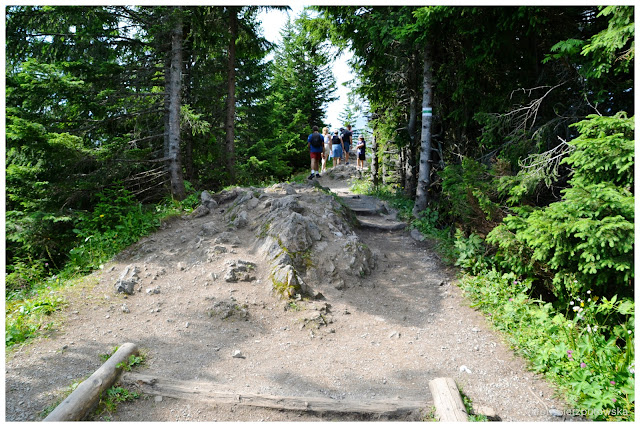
[220,183,375,299]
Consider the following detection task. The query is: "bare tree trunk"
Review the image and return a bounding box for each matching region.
[398,145,406,192]
[163,60,171,161]
[370,131,379,186]
[413,46,434,215]
[404,57,418,198]
[167,8,186,200]
[224,6,238,182]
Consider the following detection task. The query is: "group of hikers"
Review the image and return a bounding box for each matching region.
[307,124,367,179]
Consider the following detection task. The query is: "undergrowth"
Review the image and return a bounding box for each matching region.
[6,186,199,349]
[459,271,634,421]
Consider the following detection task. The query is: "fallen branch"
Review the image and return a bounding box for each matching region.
[44,343,139,422]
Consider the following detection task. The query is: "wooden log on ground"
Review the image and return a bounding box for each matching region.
[122,373,425,417]
[44,342,139,421]
[428,377,468,422]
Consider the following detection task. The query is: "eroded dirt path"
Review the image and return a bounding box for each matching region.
[5,170,567,422]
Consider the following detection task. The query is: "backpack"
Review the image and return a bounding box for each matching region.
[332,135,341,145]
[310,133,323,148]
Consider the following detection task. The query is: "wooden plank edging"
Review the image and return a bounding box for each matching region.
[43,342,139,421]
[428,377,468,422]
[121,372,426,417]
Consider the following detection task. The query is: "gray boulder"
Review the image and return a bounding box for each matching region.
[114,264,139,295]
[200,190,219,210]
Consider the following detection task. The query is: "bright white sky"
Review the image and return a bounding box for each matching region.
[257,5,355,132]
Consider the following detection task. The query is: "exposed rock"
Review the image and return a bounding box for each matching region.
[200,190,219,210]
[410,228,425,242]
[270,195,304,213]
[300,311,331,330]
[212,189,239,205]
[191,205,210,218]
[214,232,240,246]
[207,300,249,320]
[114,264,139,295]
[246,198,260,210]
[224,260,257,283]
[233,211,249,228]
[199,223,220,237]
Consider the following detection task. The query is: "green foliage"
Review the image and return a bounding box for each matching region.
[6,291,65,347]
[116,354,146,372]
[459,389,488,422]
[68,187,160,274]
[454,230,491,275]
[581,6,634,79]
[487,113,634,300]
[93,386,140,419]
[565,113,634,188]
[459,271,634,421]
[439,158,501,231]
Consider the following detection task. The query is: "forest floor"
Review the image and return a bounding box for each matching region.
[5,165,571,422]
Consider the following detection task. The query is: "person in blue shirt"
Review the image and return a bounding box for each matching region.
[307,126,324,179]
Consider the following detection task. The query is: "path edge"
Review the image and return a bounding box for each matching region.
[43,342,139,421]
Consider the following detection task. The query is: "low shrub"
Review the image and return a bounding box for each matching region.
[459,270,634,421]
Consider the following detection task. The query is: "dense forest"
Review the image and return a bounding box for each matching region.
[5,5,634,420]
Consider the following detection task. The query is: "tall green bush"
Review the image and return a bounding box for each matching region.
[487,113,634,300]
[439,157,502,233]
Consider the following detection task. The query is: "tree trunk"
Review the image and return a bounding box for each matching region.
[163,60,171,161]
[371,131,379,186]
[224,7,238,182]
[404,58,418,198]
[398,145,406,192]
[413,46,434,215]
[167,8,186,200]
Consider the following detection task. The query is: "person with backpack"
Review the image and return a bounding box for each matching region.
[307,125,324,179]
[341,124,353,165]
[356,135,366,170]
[330,129,343,167]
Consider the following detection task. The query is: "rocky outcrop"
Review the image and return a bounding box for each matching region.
[182,181,376,301]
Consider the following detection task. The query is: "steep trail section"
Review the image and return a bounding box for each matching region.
[5,167,567,422]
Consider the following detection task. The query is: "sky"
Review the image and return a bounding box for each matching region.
[257,5,358,132]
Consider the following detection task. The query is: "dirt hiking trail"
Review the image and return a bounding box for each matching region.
[5,166,570,422]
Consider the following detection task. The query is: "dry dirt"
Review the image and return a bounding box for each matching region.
[5,167,571,422]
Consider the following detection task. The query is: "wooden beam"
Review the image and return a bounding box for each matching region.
[428,377,468,422]
[122,373,426,417]
[44,342,140,421]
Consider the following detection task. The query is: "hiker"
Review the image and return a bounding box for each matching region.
[341,125,353,165]
[307,126,324,179]
[356,135,366,170]
[330,130,343,166]
[321,127,331,173]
